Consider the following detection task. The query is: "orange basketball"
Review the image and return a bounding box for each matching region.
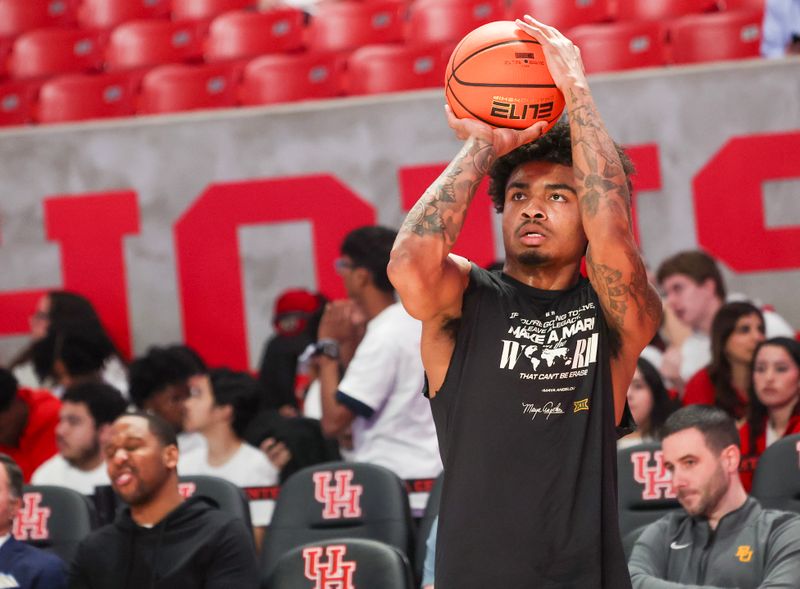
[445,20,565,131]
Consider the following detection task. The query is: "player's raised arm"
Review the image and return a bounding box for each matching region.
[388,109,547,322]
[516,16,662,415]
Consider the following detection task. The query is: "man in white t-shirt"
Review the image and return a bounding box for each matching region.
[180,368,287,551]
[129,345,207,455]
[656,250,795,387]
[314,226,442,511]
[32,381,128,495]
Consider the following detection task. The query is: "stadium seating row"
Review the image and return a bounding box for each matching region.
[0,0,768,39]
[0,4,764,127]
[0,43,449,126]
[12,434,800,586]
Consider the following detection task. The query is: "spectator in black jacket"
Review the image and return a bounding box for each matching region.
[68,412,258,589]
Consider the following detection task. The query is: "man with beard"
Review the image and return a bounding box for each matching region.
[628,405,800,588]
[68,412,258,588]
[32,382,127,495]
[388,16,660,588]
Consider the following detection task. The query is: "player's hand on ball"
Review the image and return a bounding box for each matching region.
[445,104,547,158]
[515,15,587,92]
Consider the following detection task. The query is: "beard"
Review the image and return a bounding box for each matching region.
[64,438,101,470]
[517,250,551,267]
[680,462,729,518]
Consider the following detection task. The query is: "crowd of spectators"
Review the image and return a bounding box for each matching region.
[0,227,798,587]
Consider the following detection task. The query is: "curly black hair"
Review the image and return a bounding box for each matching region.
[487,121,635,213]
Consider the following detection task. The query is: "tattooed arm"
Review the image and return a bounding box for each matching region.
[516,16,662,421]
[388,109,546,394]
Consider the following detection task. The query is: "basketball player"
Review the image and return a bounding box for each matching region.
[387,16,662,588]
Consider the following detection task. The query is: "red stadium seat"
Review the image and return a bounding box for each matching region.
[612,0,716,22]
[239,52,342,104]
[506,0,611,31]
[346,43,448,95]
[77,0,171,30]
[36,72,136,123]
[138,63,239,114]
[720,0,765,10]
[106,20,206,71]
[205,8,306,62]
[0,80,38,127]
[173,0,256,21]
[669,9,762,64]
[9,29,104,80]
[0,0,78,39]
[407,0,505,46]
[568,21,667,73]
[308,1,405,54]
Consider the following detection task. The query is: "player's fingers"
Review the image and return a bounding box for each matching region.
[517,121,548,144]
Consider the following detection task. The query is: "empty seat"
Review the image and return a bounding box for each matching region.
[138,63,239,114]
[261,461,413,578]
[506,0,611,31]
[240,52,342,104]
[106,19,206,71]
[14,485,97,564]
[613,0,715,21]
[407,0,505,46]
[9,29,104,80]
[0,80,38,127]
[266,538,414,589]
[178,475,254,528]
[617,442,681,539]
[173,0,256,21]
[36,72,136,123]
[77,0,171,30]
[346,43,448,95]
[0,0,78,38]
[205,8,306,62]
[720,0,765,10]
[751,433,800,514]
[568,20,667,73]
[669,9,762,64]
[308,1,405,54]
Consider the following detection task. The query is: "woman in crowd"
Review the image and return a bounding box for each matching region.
[682,302,765,420]
[618,357,677,449]
[8,290,127,396]
[738,337,800,491]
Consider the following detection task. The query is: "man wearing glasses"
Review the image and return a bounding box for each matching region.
[312,226,441,506]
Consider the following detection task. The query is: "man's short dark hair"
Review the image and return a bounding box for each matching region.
[487,121,636,213]
[655,250,726,300]
[63,382,129,428]
[208,368,260,439]
[0,368,18,413]
[341,225,398,294]
[662,405,740,454]
[129,345,206,409]
[0,453,23,499]
[120,411,178,448]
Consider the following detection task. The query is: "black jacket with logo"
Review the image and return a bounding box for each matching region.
[68,496,259,589]
[629,497,800,588]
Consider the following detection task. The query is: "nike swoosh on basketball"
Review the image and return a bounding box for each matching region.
[670,541,691,550]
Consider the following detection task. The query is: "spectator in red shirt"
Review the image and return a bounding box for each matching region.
[683,302,765,421]
[739,337,800,491]
[0,368,60,481]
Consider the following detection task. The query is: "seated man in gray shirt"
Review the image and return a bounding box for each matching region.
[629,405,800,588]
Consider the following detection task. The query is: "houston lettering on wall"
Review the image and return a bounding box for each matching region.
[0,59,798,369]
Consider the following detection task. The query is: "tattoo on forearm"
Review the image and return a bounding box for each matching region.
[586,251,629,330]
[587,249,662,331]
[401,139,496,246]
[568,88,631,222]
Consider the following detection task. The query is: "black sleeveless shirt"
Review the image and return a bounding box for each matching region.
[429,265,633,589]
